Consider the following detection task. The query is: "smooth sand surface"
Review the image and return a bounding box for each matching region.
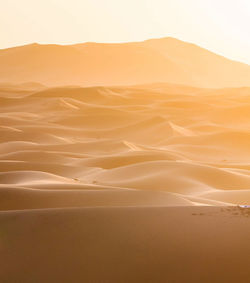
[1,83,250,281]
[2,206,250,283]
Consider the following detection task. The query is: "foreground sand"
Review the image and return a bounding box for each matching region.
[1,83,250,281]
[2,206,250,283]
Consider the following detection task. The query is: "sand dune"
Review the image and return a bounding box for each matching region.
[1,83,250,281]
[1,83,250,206]
[2,206,250,282]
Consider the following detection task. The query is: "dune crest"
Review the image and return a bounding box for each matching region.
[1,83,250,208]
[2,83,250,282]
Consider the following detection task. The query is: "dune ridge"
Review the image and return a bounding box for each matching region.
[2,83,250,282]
[1,83,250,208]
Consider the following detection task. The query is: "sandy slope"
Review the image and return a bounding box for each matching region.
[2,206,250,283]
[1,83,250,281]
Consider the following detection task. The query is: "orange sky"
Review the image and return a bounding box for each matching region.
[1,0,250,64]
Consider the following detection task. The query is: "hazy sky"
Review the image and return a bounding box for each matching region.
[1,0,250,64]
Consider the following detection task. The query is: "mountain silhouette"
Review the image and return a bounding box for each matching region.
[1,37,250,88]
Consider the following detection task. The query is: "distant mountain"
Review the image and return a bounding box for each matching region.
[1,37,250,88]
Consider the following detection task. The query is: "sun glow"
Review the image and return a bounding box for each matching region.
[1,0,250,64]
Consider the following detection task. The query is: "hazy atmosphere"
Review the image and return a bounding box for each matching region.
[2,0,250,64]
[1,1,250,282]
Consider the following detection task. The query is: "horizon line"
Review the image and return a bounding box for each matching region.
[1,35,250,67]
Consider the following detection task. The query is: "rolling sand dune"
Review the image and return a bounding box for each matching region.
[2,83,250,281]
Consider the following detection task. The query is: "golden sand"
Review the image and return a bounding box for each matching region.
[1,82,250,281]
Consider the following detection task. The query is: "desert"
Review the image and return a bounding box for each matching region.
[1,73,250,281]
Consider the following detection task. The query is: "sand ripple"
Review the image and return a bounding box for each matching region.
[1,83,250,210]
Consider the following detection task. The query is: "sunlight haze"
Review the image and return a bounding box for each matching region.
[3,1,250,282]
[1,0,250,64]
